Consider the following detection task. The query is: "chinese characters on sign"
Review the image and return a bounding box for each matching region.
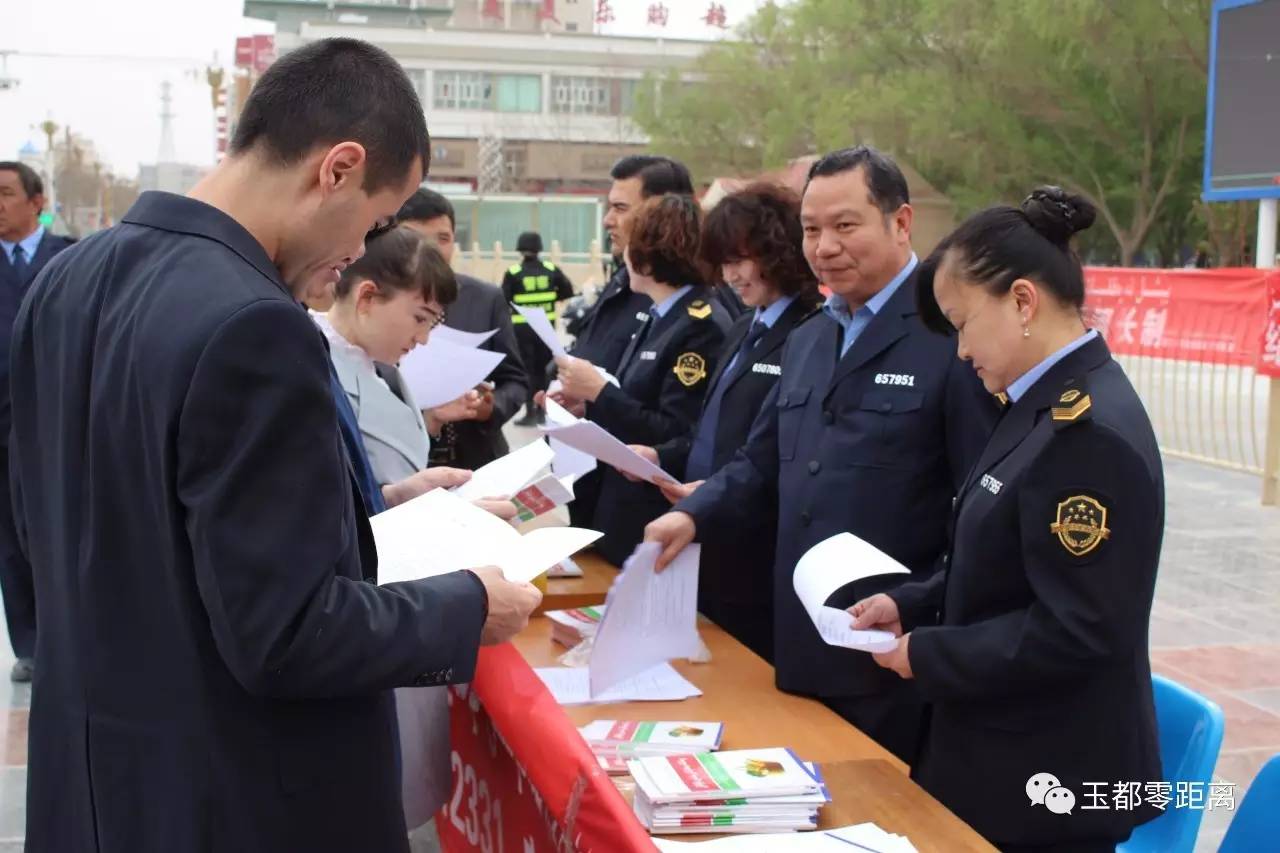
[704,2,729,29]
[647,2,670,27]
[595,0,615,26]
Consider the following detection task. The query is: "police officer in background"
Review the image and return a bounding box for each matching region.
[501,231,572,426]
[645,146,998,762]
[852,188,1163,852]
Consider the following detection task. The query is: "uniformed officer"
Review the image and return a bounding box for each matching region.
[852,188,1163,852]
[557,194,731,565]
[645,146,999,762]
[546,155,698,528]
[632,183,821,661]
[502,230,573,426]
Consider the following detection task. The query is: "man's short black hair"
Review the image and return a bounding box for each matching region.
[229,38,429,192]
[398,188,455,229]
[0,162,45,201]
[610,155,694,198]
[806,145,910,215]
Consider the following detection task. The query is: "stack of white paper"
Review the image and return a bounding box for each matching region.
[581,719,724,765]
[533,662,701,706]
[372,488,600,585]
[545,605,606,647]
[792,533,910,653]
[589,543,701,695]
[652,822,917,851]
[398,336,505,409]
[513,305,567,357]
[630,748,830,835]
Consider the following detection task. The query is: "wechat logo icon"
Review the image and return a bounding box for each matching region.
[1027,772,1075,815]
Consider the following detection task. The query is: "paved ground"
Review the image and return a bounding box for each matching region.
[0,451,1273,851]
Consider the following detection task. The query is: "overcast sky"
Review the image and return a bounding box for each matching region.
[2,0,771,177]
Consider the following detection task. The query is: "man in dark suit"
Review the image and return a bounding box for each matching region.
[646,146,999,762]
[8,39,540,853]
[397,188,529,470]
[0,160,75,682]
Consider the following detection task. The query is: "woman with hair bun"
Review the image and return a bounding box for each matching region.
[852,187,1164,852]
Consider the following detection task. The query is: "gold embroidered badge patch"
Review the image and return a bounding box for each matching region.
[1059,389,1082,404]
[686,301,712,320]
[674,352,708,387]
[1050,495,1110,557]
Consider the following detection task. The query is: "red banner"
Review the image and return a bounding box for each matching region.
[1083,267,1280,376]
[438,645,657,853]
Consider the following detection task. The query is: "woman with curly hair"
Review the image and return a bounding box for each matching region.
[632,183,822,660]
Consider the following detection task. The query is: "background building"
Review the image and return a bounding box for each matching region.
[242,0,703,195]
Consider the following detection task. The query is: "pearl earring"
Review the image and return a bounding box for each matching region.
[1023,326,1031,339]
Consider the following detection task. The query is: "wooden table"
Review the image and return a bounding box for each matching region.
[536,550,615,614]
[514,616,996,851]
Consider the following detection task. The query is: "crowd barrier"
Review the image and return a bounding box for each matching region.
[1082,267,1280,503]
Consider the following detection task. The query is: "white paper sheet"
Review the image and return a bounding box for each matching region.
[546,557,584,579]
[540,418,677,485]
[544,398,599,479]
[590,543,701,695]
[511,474,576,522]
[514,305,566,358]
[431,325,498,349]
[792,532,910,654]
[398,337,505,410]
[534,663,701,706]
[451,439,554,501]
[372,488,601,585]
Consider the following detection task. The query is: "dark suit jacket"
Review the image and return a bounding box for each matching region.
[563,266,652,528]
[588,285,731,565]
[0,231,75,637]
[653,295,816,661]
[428,274,527,470]
[892,336,1163,847]
[678,273,999,697]
[9,192,488,853]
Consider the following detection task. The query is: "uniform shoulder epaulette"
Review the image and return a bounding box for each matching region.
[545,261,557,271]
[1050,384,1092,430]
[508,264,521,275]
[687,299,712,320]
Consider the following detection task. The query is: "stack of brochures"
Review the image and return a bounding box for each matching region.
[580,720,725,775]
[629,748,829,834]
[546,606,605,647]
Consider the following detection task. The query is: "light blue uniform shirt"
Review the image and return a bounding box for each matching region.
[823,254,918,357]
[1006,329,1100,403]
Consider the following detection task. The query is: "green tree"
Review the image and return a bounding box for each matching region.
[637,0,1217,266]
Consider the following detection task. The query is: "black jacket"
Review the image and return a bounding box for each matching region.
[653,294,817,660]
[588,285,731,565]
[568,265,651,375]
[9,192,487,853]
[428,274,528,470]
[677,273,999,697]
[892,335,1163,848]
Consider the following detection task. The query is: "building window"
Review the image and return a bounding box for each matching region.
[551,76,639,116]
[495,74,541,113]
[434,71,494,111]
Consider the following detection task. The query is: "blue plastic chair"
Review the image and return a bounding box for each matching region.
[1218,754,1280,852]
[1117,674,1225,853]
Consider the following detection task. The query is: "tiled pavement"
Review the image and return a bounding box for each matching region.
[0,452,1274,850]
